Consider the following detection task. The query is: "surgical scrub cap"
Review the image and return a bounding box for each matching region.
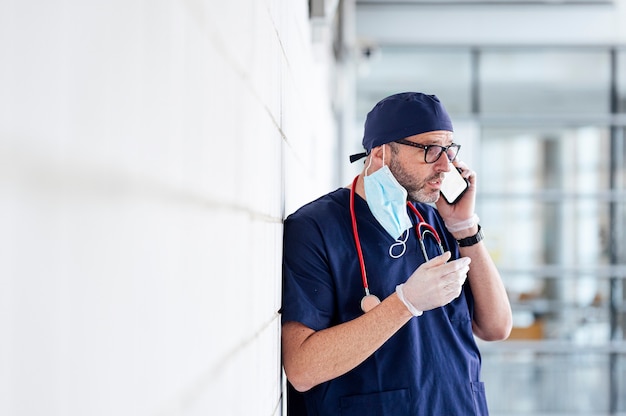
[350,92,454,163]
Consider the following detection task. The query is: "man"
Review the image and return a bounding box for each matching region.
[281,92,512,415]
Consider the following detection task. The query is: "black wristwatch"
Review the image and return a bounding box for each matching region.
[457,224,484,247]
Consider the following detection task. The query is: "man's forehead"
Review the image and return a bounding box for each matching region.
[403,130,453,144]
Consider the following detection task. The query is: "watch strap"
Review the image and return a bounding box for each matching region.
[457,224,484,247]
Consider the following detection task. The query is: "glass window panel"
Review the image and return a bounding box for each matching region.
[481,351,615,414]
[506,274,611,341]
[477,124,618,347]
[480,49,611,115]
[618,127,626,191]
[617,49,626,113]
[482,197,614,344]
[479,126,612,269]
[619,202,626,265]
[620,355,626,412]
[480,126,611,193]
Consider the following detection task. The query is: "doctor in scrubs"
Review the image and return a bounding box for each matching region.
[281,92,512,416]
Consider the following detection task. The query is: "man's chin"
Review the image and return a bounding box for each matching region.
[409,190,439,204]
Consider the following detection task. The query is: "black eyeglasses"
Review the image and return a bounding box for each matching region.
[395,139,461,164]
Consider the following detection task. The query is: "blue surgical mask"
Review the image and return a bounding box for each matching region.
[363,151,412,240]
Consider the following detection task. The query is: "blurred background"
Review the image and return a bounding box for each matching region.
[1,0,625,415]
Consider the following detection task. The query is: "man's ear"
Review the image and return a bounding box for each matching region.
[369,144,386,167]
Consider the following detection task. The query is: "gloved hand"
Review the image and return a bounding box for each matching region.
[436,161,477,233]
[396,251,471,316]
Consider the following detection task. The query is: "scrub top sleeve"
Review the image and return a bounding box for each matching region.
[281,214,336,331]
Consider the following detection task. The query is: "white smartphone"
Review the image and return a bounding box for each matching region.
[440,167,469,204]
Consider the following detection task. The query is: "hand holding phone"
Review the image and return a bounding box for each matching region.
[440,166,469,205]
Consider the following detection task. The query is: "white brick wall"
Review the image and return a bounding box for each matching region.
[0,1,338,415]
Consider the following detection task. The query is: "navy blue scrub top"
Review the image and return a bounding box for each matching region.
[281,188,489,416]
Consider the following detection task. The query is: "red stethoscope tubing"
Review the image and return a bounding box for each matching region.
[350,176,370,293]
[349,175,444,296]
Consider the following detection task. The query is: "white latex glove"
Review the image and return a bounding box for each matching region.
[396,251,471,316]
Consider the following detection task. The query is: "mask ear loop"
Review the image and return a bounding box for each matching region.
[365,144,386,176]
[365,151,373,176]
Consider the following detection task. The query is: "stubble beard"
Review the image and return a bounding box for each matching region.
[388,156,442,204]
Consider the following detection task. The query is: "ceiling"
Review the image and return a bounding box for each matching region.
[351,0,626,119]
[355,0,620,47]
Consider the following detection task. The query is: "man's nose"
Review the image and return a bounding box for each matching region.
[434,153,452,172]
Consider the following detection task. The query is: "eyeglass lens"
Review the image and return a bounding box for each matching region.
[425,145,459,163]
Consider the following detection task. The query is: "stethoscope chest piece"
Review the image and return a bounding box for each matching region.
[361,293,381,313]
